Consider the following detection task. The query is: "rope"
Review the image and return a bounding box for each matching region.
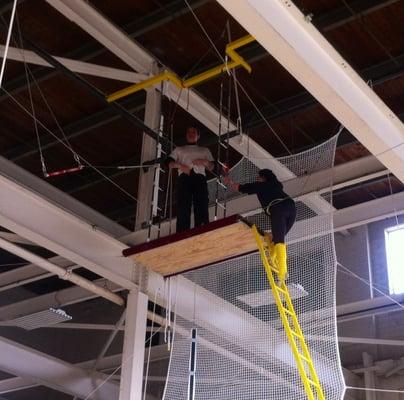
[2,87,140,204]
[214,78,224,220]
[341,0,399,66]
[386,172,399,226]
[346,386,404,394]
[22,53,46,175]
[0,0,17,87]
[161,277,178,400]
[143,291,159,400]
[14,11,82,174]
[181,26,227,80]
[82,324,163,400]
[183,0,292,155]
[337,262,404,312]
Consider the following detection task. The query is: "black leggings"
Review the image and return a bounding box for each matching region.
[268,199,296,243]
[176,172,209,232]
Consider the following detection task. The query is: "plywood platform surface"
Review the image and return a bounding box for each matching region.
[123,215,257,276]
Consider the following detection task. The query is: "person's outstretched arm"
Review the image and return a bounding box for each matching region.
[223,176,262,194]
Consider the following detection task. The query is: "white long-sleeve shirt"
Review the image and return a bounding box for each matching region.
[169,145,214,176]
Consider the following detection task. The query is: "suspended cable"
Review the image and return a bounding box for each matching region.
[226,20,242,137]
[346,386,404,394]
[181,26,227,80]
[2,86,140,204]
[386,172,400,226]
[13,11,83,177]
[82,325,163,400]
[341,0,399,66]
[183,0,292,155]
[0,0,17,87]
[143,292,159,400]
[337,261,404,312]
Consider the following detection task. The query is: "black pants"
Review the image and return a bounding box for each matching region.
[176,172,209,232]
[269,199,296,243]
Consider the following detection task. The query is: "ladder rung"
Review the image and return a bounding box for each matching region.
[298,354,311,364]
[307,379,319,388]
[270,265,279,274]
[291,330,303,339]
[281,307,294,317]
[275,286,288,295]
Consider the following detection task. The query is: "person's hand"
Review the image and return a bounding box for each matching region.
[192,159,207,167]
[223,175,231,185]
[179,164,191,175]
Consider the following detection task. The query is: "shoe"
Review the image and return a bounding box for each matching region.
[274,243,288,282]
[264,233,276,263]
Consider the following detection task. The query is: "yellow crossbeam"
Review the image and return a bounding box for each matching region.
[106,35,254,103]
[107,70,182,103]
[252,225,325,400]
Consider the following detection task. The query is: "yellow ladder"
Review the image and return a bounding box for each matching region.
[252,225,325,400]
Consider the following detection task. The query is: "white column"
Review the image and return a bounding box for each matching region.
[119,288,148,400]
[362,352,377,400]
[135,83,161,231]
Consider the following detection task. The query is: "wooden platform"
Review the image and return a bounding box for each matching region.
[123,215,257,277]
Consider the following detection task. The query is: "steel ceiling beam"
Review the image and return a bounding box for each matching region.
[216,0,404,183]
[0,44,148,81]
[0,336,119,399]
[44,0,335,219]
[0,155,130,237]
[0,349,168,395]
[2,0,402,168]
[244,53,404,131]
[0,0,209,100]
[0,170,136,289]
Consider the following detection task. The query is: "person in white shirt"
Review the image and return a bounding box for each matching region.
[168,127,214,232]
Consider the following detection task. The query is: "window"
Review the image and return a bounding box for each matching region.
[385,224,404,294]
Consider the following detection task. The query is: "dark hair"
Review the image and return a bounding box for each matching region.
[259,169,283,189]
[186,126,200,135]
[258,169,276,181]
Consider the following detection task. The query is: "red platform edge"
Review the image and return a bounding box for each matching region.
[122,214,244,257]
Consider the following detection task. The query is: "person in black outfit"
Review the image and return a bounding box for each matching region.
[167,127,214,233]
[225,169,296,281]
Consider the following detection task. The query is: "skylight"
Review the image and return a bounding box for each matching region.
[385,224,404,295]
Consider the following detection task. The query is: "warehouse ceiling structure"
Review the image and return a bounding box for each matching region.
[0,0,404,399]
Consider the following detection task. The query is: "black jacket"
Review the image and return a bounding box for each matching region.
[239,178,289,208]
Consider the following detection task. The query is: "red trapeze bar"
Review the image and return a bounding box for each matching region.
[44,165,85,178]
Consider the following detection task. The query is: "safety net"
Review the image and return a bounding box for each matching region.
[162,134,345,400]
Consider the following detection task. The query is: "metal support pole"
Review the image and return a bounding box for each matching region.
[362,352,377,400]
[0,236,124,306]
[135,76,161,231]
[119,288,148,400]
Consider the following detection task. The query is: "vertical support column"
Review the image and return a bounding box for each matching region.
[119,288,148,400]
[135,67,161,231]
[362,352,377,400]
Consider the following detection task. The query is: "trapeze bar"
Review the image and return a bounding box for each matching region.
[106,35,254,103]
[123,215,258,277]
[44,165,84,178]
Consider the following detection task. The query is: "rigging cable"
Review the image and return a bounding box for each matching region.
[2,86,140,204]
[14,12,83,177]
[183,0,292,155]
[0,0,17,87]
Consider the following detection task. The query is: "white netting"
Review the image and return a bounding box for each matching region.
[163,135,345,400]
